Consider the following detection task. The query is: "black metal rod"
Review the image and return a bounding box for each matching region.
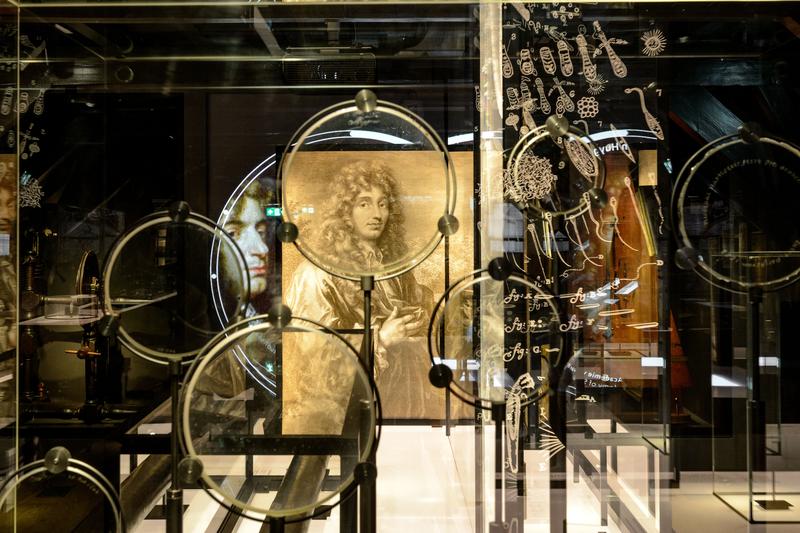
[490,403,505,532]
[445,388,451,436]
[747,287,766,500]
[340,492,357,533]
[167,360,183,533]
[269,517,285,533]
[360,276,376,533]
[361,276,374,374]
[120,454,172,532]
[747,288,762,404]
[601,446,608,527]
[474,404,484,533]
[360,477,375,533]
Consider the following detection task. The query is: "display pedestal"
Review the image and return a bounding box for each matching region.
[713,283,799,523]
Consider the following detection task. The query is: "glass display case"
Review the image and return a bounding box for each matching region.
[0,1,799,532]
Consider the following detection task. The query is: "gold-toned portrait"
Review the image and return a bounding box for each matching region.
[282,151,473,420]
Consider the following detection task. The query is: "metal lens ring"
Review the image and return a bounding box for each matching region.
[179,313,380,522]
[427,267,563,410]
[506,123,605,220]
[279,95,457,281]
[102,210,250,365]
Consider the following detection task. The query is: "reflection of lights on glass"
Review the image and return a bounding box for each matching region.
[433,358,479,371]
[759,357,780,368]
[349,130,412,145]
[580,128,658,143]
[448,133,473,145]
[491,373,505,388]
[628,322,659,329]
[712,374,741,388]
[598,308,633,316]
[616,280,639,295]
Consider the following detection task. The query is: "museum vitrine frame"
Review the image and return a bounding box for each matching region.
[2,1,800,532]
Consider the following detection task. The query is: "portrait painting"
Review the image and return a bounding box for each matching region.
[281,151,474,420]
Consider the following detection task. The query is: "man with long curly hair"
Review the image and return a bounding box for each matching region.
[275,161,434,530]
[285,160,432,376]
[221,177,274,315]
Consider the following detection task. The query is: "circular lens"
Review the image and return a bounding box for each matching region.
[103,212,249,364]
[280,96,456,280]
[675,135,800,292]
[0,455,123,533]
[428,271,562,408]
[180,315,377,520]
[506,124,604,219]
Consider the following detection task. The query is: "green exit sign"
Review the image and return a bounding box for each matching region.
[265,207,282,217]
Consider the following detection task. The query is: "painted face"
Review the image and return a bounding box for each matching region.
[351,185,388,245]
[224,195,269,297]
[0,187,13,233]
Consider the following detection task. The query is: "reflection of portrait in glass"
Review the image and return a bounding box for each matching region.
[201,177,275,407]
[0,172,12,235]
[286,160,432,374]
[0,170,15,352]
[222,179,273,314]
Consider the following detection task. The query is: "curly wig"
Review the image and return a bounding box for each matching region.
[315,160,407,268]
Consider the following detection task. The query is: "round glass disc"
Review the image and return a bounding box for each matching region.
[0,450,124,533]
[280,94,456,280]
[506,123,604,219]
[674,134,800,292]
[428,269,562,408]
[103,211,250,364]
[180,315,377,521]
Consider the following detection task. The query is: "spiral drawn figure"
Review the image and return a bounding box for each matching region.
[505,153,558,204]
[576,96,599,119]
